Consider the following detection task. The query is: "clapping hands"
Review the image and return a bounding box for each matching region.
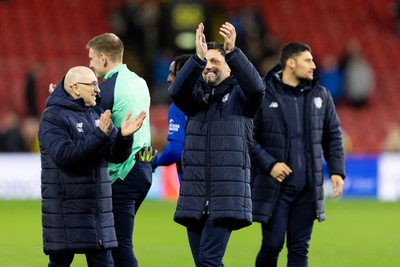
[120,111,147,137]
[219,22,236,53]
[99,110,112,136]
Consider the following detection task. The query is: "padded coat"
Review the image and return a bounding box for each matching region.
[251,64,345,223]
[170,48,265,230]
[39,78,133,254]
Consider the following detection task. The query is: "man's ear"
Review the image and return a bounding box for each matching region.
[100,53,107,67]
[71,84,80,96]
[287,58,295,69]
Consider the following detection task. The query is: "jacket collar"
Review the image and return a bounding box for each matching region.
[103,64,127,81]
[265,64,320,94]
[45,77,88,111]
[203,75,236,97]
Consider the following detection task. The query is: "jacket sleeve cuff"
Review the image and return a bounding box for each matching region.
[225,47,238,59]
[266,161,278,174]
[117,128,134,141]
[193,54,207,67]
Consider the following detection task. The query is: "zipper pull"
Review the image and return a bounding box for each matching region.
[203,200,209,214]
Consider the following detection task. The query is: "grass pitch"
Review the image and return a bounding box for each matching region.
[1,199,399,266]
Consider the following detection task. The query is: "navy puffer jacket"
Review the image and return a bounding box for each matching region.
[170,48,265,230]
[251,64,345,223]
[39,78,133,254]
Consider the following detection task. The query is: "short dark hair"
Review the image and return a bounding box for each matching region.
[207,42,226,57]
[173,54,191,76]
[280,42,311,69]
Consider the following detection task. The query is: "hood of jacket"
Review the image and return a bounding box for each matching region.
[45,77,87,111]
[264,64,321,94]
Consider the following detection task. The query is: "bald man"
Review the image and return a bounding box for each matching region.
[39,66,146,267]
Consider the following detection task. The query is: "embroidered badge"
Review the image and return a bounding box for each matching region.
[76,122,84,133]
[314,97,323,109]
[269,102,279,108]
[222,93,230,103]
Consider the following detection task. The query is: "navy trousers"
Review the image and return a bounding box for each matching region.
[255,188,315,267]
[187,215,231,267]
[48,249,113,267]
[111,162,152,267]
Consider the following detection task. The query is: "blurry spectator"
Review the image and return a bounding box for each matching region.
[21,116,40,152]
[108,0,147,49]
[342,129,353,154]
[381,123,400,152]
[341,39,375,108]
[0,111,25,152]
[258,33,280,75]
[107,0,161,90]
[229,5,267,69]
[320,53,344,104]
[390,0,400,37]
[151,49,173,104]
[24,62,44,117]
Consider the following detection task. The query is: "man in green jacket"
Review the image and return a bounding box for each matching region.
[86,33,154,267]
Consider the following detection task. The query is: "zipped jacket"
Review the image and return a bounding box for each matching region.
[251,64,345,223]
[39,78,133,253]
[170,48,265,230]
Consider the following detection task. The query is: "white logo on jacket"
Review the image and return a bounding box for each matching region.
[76,122,84,133]
[222,93,229,103]
[314,97,323,109]
[269,102,279,108]
[169,119,180,133]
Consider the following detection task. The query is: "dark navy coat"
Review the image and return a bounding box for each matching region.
[169,48,265,230]
[39,78,133,254]
[251,64,345,223]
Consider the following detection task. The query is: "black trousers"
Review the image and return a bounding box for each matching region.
[48,249,113,267]
[256,188,315,267]
[187,215,231,267]
[111,162,152,267]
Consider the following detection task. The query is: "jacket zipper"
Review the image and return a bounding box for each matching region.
[293,96,303,172]
[204,88,216,215]
[95,168,103,246]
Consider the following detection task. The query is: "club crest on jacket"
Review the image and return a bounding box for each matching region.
[314,97,322,109]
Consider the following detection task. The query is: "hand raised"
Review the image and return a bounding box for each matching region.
[219,22,236,53]
[196,22,207,60]
[121,111,147,137]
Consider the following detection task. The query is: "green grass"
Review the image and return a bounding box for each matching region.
[1,199,400,266]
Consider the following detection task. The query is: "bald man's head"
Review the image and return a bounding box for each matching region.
[64,66,100,106]
[64,66,95,92]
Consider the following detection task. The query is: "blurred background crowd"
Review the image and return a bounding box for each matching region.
[1,0,400,155]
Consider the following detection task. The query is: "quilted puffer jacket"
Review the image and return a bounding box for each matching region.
[39,78,133,253]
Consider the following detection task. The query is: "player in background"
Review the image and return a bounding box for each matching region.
[152,54,191,182]
[251,42,345,267]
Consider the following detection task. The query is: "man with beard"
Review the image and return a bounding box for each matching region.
[251,42,345,267]
[169,22,265,266]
